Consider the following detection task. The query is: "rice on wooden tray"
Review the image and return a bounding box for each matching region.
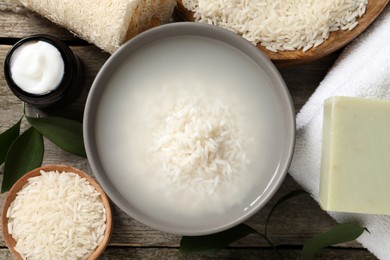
[6,170,106,260]
[182,0,368,52]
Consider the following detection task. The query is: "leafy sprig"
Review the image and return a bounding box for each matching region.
[302,223,368,259]
[179,190,368,259]
[0,111,85,192]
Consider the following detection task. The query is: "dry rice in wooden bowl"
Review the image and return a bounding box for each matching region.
[1,165,112,260]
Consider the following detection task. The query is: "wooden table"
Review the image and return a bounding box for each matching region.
[0,1,378,259]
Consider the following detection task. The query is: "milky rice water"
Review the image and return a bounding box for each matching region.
[95,36,288,230]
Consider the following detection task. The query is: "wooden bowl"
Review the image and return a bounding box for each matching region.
[1,165,113,260]
[175,0,389,66]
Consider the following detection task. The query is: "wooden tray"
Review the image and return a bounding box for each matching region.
[175,0,389,67]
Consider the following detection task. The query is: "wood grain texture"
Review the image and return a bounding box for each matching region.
[0,1,79,42]
[0,247,378,260]
[175,0,389,67]
[0,0,377,258]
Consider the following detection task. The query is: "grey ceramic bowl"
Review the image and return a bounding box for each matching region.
[84,22,295,236]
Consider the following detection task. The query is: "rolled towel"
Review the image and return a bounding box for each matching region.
[15,0,176,53]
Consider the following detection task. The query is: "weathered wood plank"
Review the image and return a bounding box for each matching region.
[103,247,378,259]
[0,1,80,42]
[278,51,339,112]
[0,247,378,260]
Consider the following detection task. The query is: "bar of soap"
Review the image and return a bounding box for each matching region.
[320,96,390,215]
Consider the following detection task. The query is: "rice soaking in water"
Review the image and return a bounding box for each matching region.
[95,36,287,231]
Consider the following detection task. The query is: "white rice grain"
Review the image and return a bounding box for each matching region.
[148,85,249,196]
[182,0,368,52]
[6,170,106,260]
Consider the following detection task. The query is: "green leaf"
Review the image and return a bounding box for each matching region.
[180,224,257,255]
[2,127,44,192]
[301,223,368,260]
[265,189,308,237]
[0,118,21,165]
[26,116,86,158]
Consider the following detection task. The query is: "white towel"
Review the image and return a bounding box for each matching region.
[289,4,390,260]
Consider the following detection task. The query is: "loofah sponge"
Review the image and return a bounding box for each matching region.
[15,0,176,53]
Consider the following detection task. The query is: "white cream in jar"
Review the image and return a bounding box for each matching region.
[10,41,65,95]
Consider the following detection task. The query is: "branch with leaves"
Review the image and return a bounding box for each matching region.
[0,110,85,192]
[179,190,368,259]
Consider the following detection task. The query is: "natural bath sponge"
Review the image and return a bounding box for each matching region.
[15,0,176,53]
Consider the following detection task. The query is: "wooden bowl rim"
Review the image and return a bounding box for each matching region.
[174,0,390,67]
[1,164,113,260]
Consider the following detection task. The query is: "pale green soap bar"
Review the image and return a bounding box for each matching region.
[320,96,390,215]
